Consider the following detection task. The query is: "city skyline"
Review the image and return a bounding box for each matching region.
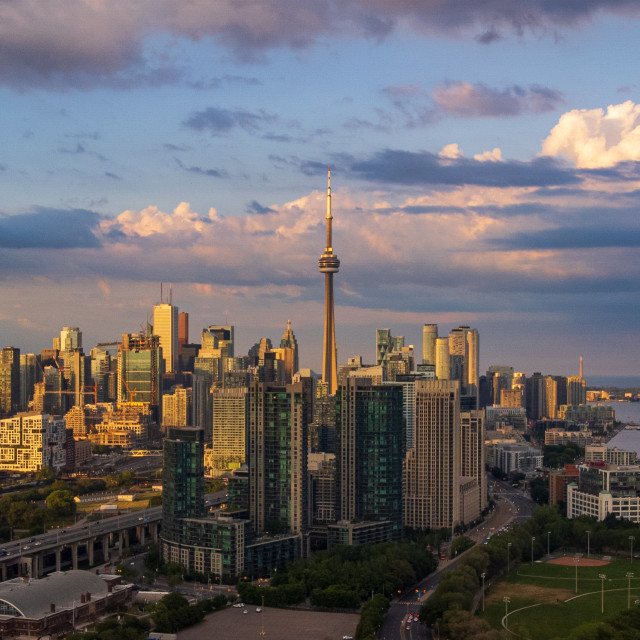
[1,3,640,376]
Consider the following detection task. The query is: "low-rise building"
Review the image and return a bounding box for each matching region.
[0,570,132,637]
[567,462,640,522]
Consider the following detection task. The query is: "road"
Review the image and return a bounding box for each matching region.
[378,477,534,640]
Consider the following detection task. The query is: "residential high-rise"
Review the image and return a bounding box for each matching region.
[162,386,192,429]
[403,379,460,530]
[460,410,486,522]
[435,337,450,380]
[0,412,66,471]
[248,379,313,535]
[153,302,179,373]
[567,375,587,406]
[319,168,340,395]
[448,326,479,401]
[19,353,39,411]
[162,426,205,541]
[0,347,20,418]
[337,378,404,538]
[422,324,437,365]
[206,387,248,475]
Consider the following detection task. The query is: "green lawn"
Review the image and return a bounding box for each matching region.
[482,558,640,639]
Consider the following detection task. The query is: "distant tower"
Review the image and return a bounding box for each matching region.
[153,301,179,373]
[318,167,340,395]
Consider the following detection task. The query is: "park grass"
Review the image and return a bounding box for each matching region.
[481,559,640,639]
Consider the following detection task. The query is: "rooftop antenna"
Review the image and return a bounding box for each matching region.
[170,284,173,306]
[160,282,163,305]
[579,355,583,378]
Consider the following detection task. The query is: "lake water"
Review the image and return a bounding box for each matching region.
[602,401,640,453]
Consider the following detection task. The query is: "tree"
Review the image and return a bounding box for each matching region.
[46,489,77,518]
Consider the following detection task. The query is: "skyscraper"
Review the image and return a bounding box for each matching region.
[404,379,460,530]
[0,347,20,418]
[248,379,312,535]
[319,168,340,395]
[162,426,205,542]
[117,333,162,422]
[337,378,404,537]
[422,324,437,365]
[435,337,450,380]
[153,302,179,373]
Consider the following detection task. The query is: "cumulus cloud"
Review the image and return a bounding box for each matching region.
[474,148,503,162]
[433,81,563,118]
[2,1,640,90]
[542,100,640,168]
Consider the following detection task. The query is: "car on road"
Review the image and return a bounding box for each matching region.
[256,607,262,612]
[243,609,248,614]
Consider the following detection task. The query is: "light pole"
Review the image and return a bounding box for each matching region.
[481,572,486,612]
[503,596,510,619]
[573,556,581,594]
[507,542,512,574]
[547,531,551,558]
[599,574,606,614]
[627,572,634,609]
[531,536,535,565]
[630,536,635,564]
[586,530,591,559]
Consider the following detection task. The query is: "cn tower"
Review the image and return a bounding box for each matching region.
[319,167,340,394]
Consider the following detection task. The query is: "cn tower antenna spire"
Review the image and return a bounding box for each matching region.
[319,166,340,394]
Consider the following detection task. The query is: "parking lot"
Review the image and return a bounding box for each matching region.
[177,604,359,640]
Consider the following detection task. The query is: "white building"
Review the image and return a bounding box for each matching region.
[0,412,66,471]
[567,462,640,522]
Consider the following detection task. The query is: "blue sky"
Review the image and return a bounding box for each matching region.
[1,1,640,378]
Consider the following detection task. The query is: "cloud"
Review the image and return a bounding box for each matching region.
[0,208,102,248]
[349,149,580,187]
[3,1,640,90]
[183,106,277,135]
[174,158,227,178]
[433,81,563,117]
[542,101,640,168]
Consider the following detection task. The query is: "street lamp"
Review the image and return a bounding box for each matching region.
[586,530,591,559]
[573,555,582,594]
[531,536,536,565]
[630,536,635,564]
[547,531,551,558]
[627,572,634,609]
[503,596,510,619]
[599,574,606,614]
[481,572,486,612]
[507,542,512,574]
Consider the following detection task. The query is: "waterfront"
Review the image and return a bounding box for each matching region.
[605,401,640,454]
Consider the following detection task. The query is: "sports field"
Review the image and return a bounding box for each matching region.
[482,554,640,639]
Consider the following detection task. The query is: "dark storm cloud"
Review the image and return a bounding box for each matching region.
[491,225,640,250]
[349,149,581,187]
[183,107,276,135]
[0,208,102,249]
[3,1,640,90]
